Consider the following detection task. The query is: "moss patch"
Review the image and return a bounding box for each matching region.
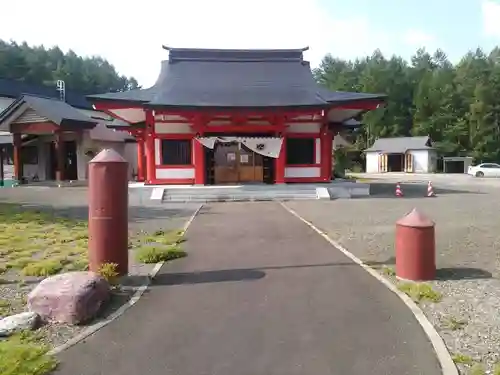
[0,331,57,375]
[135,245,186,264]
[0,204,89,282]
[397,282,442,303]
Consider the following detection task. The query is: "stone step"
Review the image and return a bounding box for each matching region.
[162,187,319,202]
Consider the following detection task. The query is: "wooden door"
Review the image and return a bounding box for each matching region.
[238,146,263,183]
[213,143,264,184]
[214,143,239,184]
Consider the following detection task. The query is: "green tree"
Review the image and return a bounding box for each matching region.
[0,39,139,93]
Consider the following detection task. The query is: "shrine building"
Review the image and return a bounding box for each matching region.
[88,46,386,185]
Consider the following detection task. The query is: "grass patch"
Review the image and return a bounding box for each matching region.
[381,266,396,276]
[0,331,57,375]
[443,315,467,331]
[135,245,186,264]
[452,353,474,365]
[21,260,64,277]
[0,299,11,316]
[468,363,486,375]
[0,204,91,281]
[397,282,442,303]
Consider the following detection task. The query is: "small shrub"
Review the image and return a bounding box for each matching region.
[0,264,6,275]
[135,245,186,264]
[444,316,467,331]
[350,163,363,173]
[65,258,89,271]
[0,299,11,316]
[7,257,34,270]
[22,260,64,277]
[469,363,486,375]
[381,266,396,276]
[452,353,473,365]
[97,263,119,285]
[397,282,442,303]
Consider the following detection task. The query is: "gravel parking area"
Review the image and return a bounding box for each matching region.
[0,186,200,349]
[285,182,500,374]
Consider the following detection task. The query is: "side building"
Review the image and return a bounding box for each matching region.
[365,136,437,173]
[0,79,137,185]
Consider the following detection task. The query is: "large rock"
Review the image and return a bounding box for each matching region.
[27,271,110,325]
[0,312,40,337]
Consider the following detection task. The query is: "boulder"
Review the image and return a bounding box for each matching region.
[27,271,110,325]
[0,312,40,337]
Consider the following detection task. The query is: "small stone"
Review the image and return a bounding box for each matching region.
[0,312,40,337]
[27,271,110,325]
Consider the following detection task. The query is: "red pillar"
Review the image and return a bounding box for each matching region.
[193,137,205,185]
[275,137,286,184]
[13,133,22,183]
[88,149,129,276]
[136,132,145,182]
[320,127,333,182]
[145,110,156,184]
[54,131,65,181]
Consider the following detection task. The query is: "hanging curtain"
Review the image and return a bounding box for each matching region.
[240,138,283,158]
[195,137,217,149]
[194,137,283,159]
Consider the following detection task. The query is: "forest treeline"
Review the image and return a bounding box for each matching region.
[2,40,500,162]
[0,40,139,94]
[314,47,500,162]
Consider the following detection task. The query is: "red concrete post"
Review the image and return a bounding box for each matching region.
[395,208,436,281]
[88,149,129,276]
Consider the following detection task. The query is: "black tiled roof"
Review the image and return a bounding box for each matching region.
[0,78,92,109]
[0,95,97,131]
[88,47,387,109]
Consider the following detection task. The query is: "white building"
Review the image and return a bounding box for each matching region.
[365,136,437,173]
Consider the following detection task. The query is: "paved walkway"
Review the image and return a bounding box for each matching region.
[56,202,441,375]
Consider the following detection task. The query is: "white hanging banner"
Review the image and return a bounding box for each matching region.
[195,137,283,159]
[240,137,283,158]
[195,137,217,149]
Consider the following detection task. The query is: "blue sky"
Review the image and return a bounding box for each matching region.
[0,0,499,86]
[319,0,497,62]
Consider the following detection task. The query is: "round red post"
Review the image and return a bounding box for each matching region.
[88,149,129,276]
[395,208,436,281]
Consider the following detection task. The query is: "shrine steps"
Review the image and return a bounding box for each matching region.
[134,181,371,203]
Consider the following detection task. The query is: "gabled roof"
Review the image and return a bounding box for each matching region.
[0,95,97,131]
[88,47,387,109]
[0,78,92,109]
[365,136,433,153]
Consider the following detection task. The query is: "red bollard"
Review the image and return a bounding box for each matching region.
[88,149,129,276]
[395,208,436,281]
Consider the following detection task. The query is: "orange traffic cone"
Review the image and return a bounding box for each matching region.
[427,181,436,197]
[395,182,404,197]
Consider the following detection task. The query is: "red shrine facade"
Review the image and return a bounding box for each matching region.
[88,47,386,185]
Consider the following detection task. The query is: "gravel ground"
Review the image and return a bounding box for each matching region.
[0,186,200,349]
[285,182,500,374]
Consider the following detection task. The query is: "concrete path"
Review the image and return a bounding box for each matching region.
[56,202,442,375]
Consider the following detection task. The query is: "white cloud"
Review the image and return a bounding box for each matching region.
[482,0,500,37]
[402,29,435,48]
[0,0,413,87]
